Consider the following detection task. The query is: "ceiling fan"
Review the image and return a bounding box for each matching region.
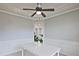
[23,3,55,17]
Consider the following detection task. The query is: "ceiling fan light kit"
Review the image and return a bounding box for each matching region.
[36,11,41,15]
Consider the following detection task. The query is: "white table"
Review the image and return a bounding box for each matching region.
[23,43,61,56]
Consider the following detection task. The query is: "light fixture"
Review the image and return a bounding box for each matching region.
[34,18,44,46]
[36,11,41,15]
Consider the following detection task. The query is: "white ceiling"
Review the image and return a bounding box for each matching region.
[0,3,79,20]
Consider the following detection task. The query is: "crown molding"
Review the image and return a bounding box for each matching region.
[44,7,79,20]
[0,7,79,20]
[0,9,35,20]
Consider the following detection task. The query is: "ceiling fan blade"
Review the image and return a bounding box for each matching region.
[42,8,55,11]
[31,12,36,17]
[41,12,46,17]
[23,8,35,11]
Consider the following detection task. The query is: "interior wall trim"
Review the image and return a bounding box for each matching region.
[0,9,34,20]
[44,7,79,20]
[0,7,79,20]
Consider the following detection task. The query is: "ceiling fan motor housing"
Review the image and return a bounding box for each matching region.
[36,7,42,11]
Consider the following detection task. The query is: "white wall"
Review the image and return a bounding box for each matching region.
[0,12,33,55]
[45,10,79,56]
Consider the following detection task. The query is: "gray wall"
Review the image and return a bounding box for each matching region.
[0,12,33,41]
[45,10,79,56]
[0,12,33,55]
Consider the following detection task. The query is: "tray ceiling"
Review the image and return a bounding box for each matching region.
[0,3,79,20]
